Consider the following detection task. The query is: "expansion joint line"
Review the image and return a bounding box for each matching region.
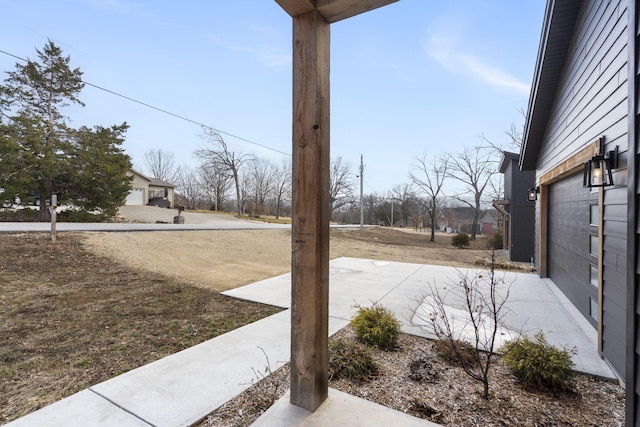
[88,388,157,427]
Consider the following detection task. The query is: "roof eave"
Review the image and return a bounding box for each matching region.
[520,0,583,171]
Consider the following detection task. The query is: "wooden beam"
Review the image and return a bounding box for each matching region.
[276,0,399,22]
[539,140,600,185]
[316,0,399,23]
[275,0,315,18]
[289,8,330,412]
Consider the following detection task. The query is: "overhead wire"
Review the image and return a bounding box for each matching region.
[0,48,291,157]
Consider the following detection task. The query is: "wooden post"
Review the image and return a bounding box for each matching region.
[276,0,398,413]
[290,9,330,411]
[49,194,57,242]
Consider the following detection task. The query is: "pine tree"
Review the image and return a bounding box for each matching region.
[0,41,132,220]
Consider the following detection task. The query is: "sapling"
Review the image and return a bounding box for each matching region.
[422,249,511,399]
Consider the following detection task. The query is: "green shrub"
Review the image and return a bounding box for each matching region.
[350,305,401,350]
[451,232,470,248]
[501,332,575,390]
[487,231,504,250]
[0,208,39,222]
[328,337,378,380]
[57,209,106,222]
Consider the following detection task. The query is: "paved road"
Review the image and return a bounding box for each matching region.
[0,206,291,232]
[0,206,366,232]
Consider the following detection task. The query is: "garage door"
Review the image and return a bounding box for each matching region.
[547,172,598,327]
[125,188,145,205]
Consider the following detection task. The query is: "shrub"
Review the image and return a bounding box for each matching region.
[57,209,106,222]
[0,209,38,222]
[451,232,470,248]
[487,231,504,250]
[350,305,401,350]
[434,339,476,368]
[501,331,575,390]
[328,337,377,380]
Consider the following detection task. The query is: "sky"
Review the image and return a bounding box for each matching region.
[0,0,546,196]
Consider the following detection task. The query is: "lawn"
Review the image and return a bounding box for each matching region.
[0,233,281,423]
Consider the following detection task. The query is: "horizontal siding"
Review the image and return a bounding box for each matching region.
[604,203,628,221]
[536,0,628,176]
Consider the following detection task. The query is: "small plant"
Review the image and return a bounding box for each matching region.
[329,337,378,380]
[422,249,511,399]
[350,304,401,350]
[246,347,288,410]
[434,339,475,368]
[451,232,470,248]
[487,231,503,250]
[501,331,576,391]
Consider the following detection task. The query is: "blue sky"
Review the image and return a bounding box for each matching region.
[0,0,545,195]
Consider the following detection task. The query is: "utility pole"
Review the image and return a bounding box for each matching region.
[359,154,364,236]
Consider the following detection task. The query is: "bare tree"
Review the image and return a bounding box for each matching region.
[247,158,277,216]
[329,156,356,217]
[273,159,292,219]
[447,146,496,239]
[388,183,415,227]
[175,166,202,209]
[199,161,231,211]
[144,149,178,183]
[410,154,448,241]
[195,128,254,216]
[422,250,512,400]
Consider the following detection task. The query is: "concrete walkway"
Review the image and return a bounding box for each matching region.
[6,258,615,427]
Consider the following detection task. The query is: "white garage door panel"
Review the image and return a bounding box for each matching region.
[126,188,145,205]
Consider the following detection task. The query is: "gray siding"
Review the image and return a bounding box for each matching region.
[536,0,628,176]
[535,0,629,378]
[501,156,535,262]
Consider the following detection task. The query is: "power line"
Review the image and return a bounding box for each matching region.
[0,48,291,157]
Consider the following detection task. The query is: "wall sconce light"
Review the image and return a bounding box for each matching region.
[527,186,540,201]
[583,145,618,188]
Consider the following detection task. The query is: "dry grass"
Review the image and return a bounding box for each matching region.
[0,233,281,423]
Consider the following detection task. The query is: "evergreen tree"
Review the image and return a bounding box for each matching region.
[0,41,132,220]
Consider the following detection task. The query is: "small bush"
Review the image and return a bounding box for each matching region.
[501,332,575,390]
[329,337,377,380]
[0,209,39,222]
[434,339,476,368]
[451,232,470,248]
[487,231,504,250]
[350,305,401,350]
[57,210,106,222]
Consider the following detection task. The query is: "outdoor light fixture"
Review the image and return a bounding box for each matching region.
[527,186,540,201]
[583,145,618,188]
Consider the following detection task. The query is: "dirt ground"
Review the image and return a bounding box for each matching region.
[82,227,512,292]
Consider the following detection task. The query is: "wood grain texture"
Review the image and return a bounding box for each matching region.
[289,9,330,412]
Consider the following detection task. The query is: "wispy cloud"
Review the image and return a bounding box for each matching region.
[426,35,530,95]
[208,35,290,71]
[78,0,136,14]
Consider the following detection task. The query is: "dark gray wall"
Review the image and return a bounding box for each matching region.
[533,0,629,380]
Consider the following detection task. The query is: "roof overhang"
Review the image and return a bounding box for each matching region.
[276,0,398,23]
[499,151,519,173]
[519,0,583,170]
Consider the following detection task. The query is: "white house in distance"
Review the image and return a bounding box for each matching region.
[125,169,175,208]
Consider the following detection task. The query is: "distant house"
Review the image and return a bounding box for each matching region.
[438,206,472,233]
[498,151,535,262]
[479,209,500,237]
[125,169,175,208]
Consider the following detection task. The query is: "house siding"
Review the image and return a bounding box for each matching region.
[534,0,629,379]
[628,0,639,422]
